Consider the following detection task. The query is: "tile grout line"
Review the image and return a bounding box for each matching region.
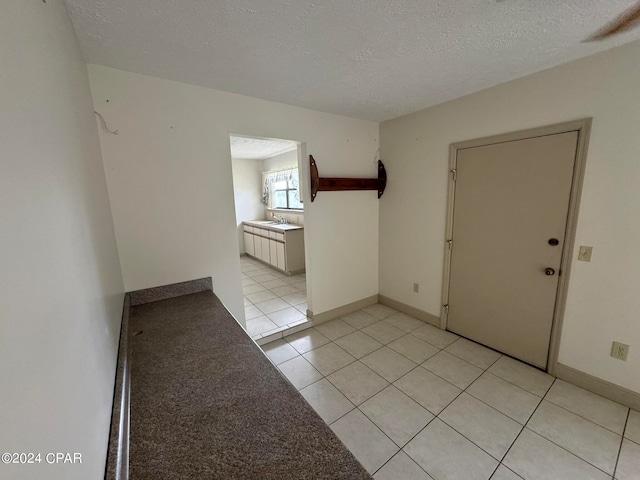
[482,360,553,399]
[474,369,546,399]
[287,346,409,475]
[270,305,628,479]
[537,377,623,477]
[415,352,526,472]
[281,316,471,411]
[611,409,630,480]
[295,319,412,365]
[323,361,389,405]
[371,448,432,479]
[461,371,542,426]
[278,354,323,390]
[340,324,542,476]
[542,395,629,436]
[292,322,434,441]
[495,464,525,480]
[318,361,439,477]
[279,314,547,415]
[522,427,617,478]
[495,377,557,478]
[437,403,526,463]
[399,411,504,479]
[356,387,434,452]
[440,337,503,370]
[266,300,617,476]
[243,265,309,337]
[299,376,359,429]
[440,352,551,434]
[302,350,359,378]
[518,377,620,477]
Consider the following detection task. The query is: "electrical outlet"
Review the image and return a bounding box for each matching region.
[611,341,629,361]
[578,246,593,262]
[413,283,419,293]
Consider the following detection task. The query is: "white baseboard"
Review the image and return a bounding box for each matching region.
[309,295,379,325]
[370,296,640,411]
[378,295,440,328]
[556,363,640,411]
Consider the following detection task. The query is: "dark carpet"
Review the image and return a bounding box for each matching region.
[129,291,372,479]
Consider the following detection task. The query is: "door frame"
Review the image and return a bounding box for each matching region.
[440,118,592,374]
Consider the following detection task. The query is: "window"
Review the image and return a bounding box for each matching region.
[263,168,303,210]
[272,179,303,209]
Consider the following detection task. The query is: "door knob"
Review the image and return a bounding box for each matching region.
[545,268,555,276]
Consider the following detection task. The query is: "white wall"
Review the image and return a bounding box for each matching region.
[232,158,264,253]
[0,2,125,479]
[88,65,379,319]
[380,39,640,393]
[262,149,298,171]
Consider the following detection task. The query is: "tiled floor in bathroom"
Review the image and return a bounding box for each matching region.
[261,304,640,480]
[241,256,309,340]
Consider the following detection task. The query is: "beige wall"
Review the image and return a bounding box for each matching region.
[380,39,640,393]
[88,65,380,319]
[262,149,299,171]
[0,1,125,478]
[232,158,264,253]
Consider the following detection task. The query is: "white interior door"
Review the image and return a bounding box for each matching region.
[447,132,578,368]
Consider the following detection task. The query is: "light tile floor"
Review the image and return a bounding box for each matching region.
[261,304,639,480]
[241,256,309,340]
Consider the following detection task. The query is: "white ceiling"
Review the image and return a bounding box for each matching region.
[230,135,297,160]
[65,0,640,121]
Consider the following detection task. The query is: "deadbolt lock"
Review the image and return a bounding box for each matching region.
[545,268,556,276]
[548,238,559,246]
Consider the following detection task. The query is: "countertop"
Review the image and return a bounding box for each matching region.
[128,291,371,479]
[244,219,303,232]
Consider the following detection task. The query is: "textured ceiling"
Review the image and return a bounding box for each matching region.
[230,135,297,160]
[65,0,640,121]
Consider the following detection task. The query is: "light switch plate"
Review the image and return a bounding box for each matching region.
[578,246,593,262]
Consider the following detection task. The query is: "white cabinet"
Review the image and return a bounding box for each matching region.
[254,232,262,259]
[244,232,254,256]
[269,240,278,267]
[276,242,286,270]
[282,229,305,272]
[242,222,305,275]
[260,236,270,263]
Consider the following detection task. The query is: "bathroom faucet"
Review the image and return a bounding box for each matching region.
[271,213,288,224]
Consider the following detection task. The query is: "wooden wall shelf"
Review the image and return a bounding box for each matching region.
[309,155,387,202]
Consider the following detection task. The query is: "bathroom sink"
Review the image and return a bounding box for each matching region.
[246,220,301,230]
[270,223,301,230]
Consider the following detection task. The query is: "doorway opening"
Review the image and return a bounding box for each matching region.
[441,119,591,374]
[229,134,311,342]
